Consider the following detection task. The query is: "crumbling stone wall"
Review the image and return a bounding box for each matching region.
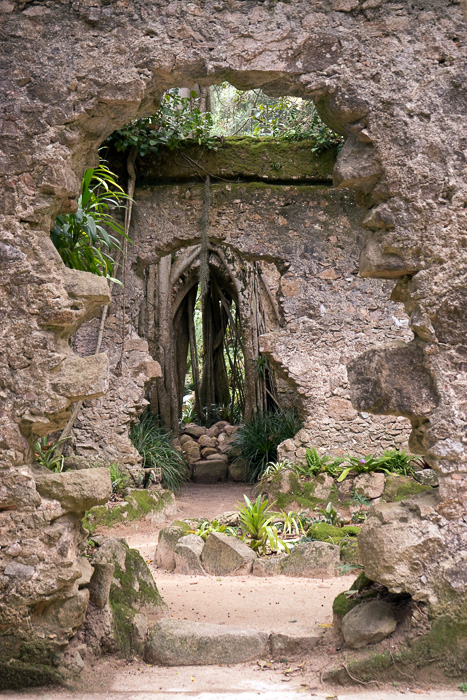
[1,0,466,682]
[74,140,411,465]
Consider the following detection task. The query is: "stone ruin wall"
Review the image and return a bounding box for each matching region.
[71,141,412,469]
[0,0,466,680]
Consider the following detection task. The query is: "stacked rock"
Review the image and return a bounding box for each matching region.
[174,422,247,484]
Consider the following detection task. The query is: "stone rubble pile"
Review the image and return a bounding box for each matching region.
[155,523,341,578]
[173,422,247,483]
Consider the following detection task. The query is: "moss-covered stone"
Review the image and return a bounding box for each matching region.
[352,572,373,592]
[108,545,167,657]
[265,470,340,512]
[327,596,467,684]
[382,474,432,502]
[0,660,64,690]
[308,522,345,543]
[332,592,360,620]
[339,538,361,565]
[138,137,337,184]
[83,488,174,533]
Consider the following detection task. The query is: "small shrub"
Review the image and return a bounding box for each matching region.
[130,412,189,493]
[232,410,302,482]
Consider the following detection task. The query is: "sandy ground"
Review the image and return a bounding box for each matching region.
[102,482,355,634]
[4,484,462,699]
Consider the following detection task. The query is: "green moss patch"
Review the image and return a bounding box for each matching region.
[140,137,337,183]
[109,547,167,657]
[83,489,174,533]
[332,593,360,620]
[327,597,467,684]
[383,474,432,502]
[0,660,63,690]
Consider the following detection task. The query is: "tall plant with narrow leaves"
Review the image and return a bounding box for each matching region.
[51,162,130,283]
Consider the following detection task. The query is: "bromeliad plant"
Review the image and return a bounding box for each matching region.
[237,495,289,555]
[34,436,69,472]
[51,162,131,283]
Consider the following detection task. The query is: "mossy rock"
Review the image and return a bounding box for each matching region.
[332,592,360,620]
[308,522,345,544]
[266,471,340,512]
[139,137,337,183]
[341,525,361,536]
[83,488,174,533]
[339,538,361,565]
[352,572,373,592]
[0,660,63,690]
[108,545,167,657]
[327,596,467,683]
[382,474,432,502]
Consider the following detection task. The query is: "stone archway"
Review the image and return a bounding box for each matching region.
[1,0,466,681]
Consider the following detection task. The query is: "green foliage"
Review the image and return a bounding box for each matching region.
[232,409,302,482]
[320,501,344,527]
[34,436,69,472]
[109,463,125,494]
[276,510,306,537]
[296,447,344,478]
[459,683,467,693]
[237,495,289,555]
[210,84,343,151]
[130,412,189,493]
[193,519,237,541]
[109,90,216,156]
[379,449,417,476]
[260,459,294,483]
[50,162,130,283]
[296,448,420,484]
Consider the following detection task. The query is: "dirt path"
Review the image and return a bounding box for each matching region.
[9,483,459,700]
[103,482,354,634]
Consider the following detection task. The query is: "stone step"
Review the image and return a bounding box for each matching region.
[144,618,320,667]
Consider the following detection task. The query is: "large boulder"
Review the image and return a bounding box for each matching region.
[280,541,340,577]
[174,535,206,576]
[201,532,257,576]
[145,619,268,665]
[341,600,397,649]
[183,424,206,438]
[228,459,249,482]
[357,497,444,604]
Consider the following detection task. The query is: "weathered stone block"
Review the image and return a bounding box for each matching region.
[34,467,111,513]
[354,472,385,500]
[144,619,268,666]
[192,460,227,483]
[201,532,257,576]
[155,524,187,571]
[280,541,340,577]
[174,534,206,576]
